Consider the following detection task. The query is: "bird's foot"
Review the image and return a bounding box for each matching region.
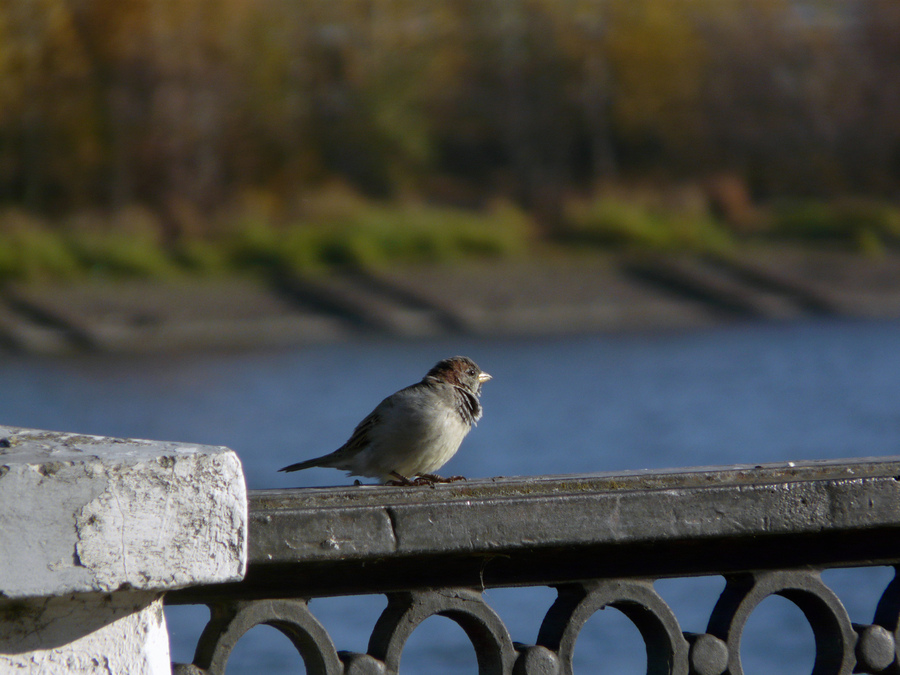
[416,473,467,484]
[386,471,417,486]
[385,472,467,486]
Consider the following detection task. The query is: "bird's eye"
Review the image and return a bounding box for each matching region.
[467,368,476,376]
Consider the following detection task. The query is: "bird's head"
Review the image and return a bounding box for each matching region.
[426,356,491,396]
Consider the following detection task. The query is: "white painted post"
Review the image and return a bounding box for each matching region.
[0,426,248,674]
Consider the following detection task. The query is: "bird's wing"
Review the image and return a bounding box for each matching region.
[279,407,382,472]
[332,409,381,457]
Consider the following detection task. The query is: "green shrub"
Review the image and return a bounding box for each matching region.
[66,232,179,278]
[562,198,732,253]
[0,211,82,281]
[769,200,900,252]
[170,238,230,274]
[221,200,533,274]
[54,207,179,279]
[221,215,284,272]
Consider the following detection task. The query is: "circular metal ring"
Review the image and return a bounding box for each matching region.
[536,579,689,675]
[191,598,342,675]
[368,588,516,674]
[868,565,900,672]
[707,571,855,675]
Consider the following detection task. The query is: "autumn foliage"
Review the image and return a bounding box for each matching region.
[1,0,899,228]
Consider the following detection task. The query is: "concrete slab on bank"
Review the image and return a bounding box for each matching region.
[1,278,351,354]
[366,257,725,335]
[1,248,899,354]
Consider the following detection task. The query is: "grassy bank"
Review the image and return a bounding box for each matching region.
[2,192,900,284]
[0,198,533,282]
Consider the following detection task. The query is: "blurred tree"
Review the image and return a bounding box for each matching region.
[855,0,900,193]
[0,0,96,210]
[601,0,706,171]
[0,0,898,230]
[568,0,618,181]
[694,0,866,197]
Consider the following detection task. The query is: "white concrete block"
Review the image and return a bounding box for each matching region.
[0,592,171,674]
[0,426,248,673]
[0,426,247,599]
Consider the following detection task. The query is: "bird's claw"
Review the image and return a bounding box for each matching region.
[386,471,417,486]
[416,473,467,484]
[386,472,467,486]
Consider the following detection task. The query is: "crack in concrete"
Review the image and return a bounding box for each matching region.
[385,507,400,552]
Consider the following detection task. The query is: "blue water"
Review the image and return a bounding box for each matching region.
[3,318,899,673]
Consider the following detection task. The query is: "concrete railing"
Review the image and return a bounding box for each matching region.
[168,456,900,675]
[0,426,247,674]
[5,425,900,674]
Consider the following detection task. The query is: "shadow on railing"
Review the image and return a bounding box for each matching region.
[167,458,900,675]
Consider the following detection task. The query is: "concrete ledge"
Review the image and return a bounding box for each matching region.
[169,456,900,601]
[0,426,248,673]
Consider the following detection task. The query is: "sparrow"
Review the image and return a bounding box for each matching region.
[279,356,491,484]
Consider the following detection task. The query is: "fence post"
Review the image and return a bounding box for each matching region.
[0,426,247,674]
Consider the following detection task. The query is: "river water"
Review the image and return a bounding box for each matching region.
[3,318,899,673]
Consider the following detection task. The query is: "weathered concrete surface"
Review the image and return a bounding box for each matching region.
[0,426,247,598]
[0,593,170,674]
[248,457,900,564]
[0,426,248,673]
[169,456,900,601]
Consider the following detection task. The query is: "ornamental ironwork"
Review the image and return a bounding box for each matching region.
[169,457,900,674]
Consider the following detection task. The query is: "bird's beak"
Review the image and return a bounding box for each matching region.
[478,372,492,383]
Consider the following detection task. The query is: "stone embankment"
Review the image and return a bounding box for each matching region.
[2,248,900,354]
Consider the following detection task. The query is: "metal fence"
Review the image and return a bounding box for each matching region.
[168,457,900,674]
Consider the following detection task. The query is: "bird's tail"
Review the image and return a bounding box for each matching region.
[278,457,327,473]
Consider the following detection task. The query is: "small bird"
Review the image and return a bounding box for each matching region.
[279,356,491,484]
